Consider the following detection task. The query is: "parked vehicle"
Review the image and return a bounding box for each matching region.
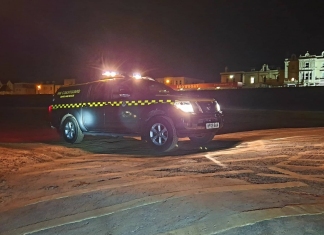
[49,75,224,152]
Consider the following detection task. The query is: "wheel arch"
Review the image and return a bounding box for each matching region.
[59,110,86,131]
[59,114,75,131]
[140,109,166,138]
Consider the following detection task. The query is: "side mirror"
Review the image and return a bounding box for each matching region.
[113,88,131,99]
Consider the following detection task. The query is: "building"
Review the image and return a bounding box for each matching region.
[63,79,76,86]
[221,64,284,88]
[35,83,55,94]
[284,54,299,87]
[0,81,14,95]
[35,79,76,94]
[297,51,324,86]
[155,77,204,86]
[220,67,244,84]
[14,83,36,95]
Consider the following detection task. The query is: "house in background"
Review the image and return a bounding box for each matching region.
[35,79,76,94]
[221,65,284,88]
[298,51,324,86]
[0,79,76,95]
[284,54,299,87]
[14,83,36,94]
[220,67,244,84]
[0,81,14,95]
[155,77,204,86]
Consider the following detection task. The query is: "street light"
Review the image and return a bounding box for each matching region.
[37,85,41,94]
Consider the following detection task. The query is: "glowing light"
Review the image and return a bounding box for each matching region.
[133,73,142,79]
[166,79,170,84]
[174,101,194,113]
[216,102,221,111]
[37,85,41,90]
[291,78,295,81]
[102,71,117,77]
[229,75,234,79]
[216,87,220,89]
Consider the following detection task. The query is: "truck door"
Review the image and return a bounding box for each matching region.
[105,81,139,133]
[82,82,109,131]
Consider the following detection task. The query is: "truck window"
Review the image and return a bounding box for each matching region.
[88,82,111,101]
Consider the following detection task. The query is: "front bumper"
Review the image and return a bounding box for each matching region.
[174,111,224,137]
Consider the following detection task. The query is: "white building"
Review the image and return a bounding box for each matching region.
[296,51,324,86]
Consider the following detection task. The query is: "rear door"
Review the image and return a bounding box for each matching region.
[82,82,110,131]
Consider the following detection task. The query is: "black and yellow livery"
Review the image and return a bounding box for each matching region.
[49,76,224,152]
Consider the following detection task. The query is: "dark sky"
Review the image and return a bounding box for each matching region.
[1,0,324,83]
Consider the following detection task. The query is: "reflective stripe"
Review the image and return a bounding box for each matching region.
[52,100,174,109]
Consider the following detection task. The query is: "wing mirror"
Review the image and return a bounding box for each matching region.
[113,88,131,99]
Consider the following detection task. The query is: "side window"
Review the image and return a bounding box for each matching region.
[111,82,132,100]
[88,82,110,101]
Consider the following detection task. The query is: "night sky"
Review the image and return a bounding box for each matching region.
[1,0,324,83]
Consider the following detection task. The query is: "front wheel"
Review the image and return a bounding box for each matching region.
[61,117,84,144]
[144,116,178,152]
[189,132,215,145]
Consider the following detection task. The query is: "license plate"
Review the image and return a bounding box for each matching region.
[206,122,219,129]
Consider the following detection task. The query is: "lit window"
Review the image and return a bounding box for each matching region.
[250,77,254,84]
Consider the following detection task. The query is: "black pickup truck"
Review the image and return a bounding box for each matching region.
[49,76,224,152]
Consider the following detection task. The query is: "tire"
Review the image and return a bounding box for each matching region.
[189,132,215,145]
[145,116,178,152]
[61,117,84,144]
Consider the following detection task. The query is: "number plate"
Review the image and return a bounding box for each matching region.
[206,122,219,129]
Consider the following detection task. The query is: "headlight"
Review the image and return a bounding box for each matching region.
[174,101,194,113]
[216,102,221,111]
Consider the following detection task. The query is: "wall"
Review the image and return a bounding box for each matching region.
[0,95,53,107]
[0,87,324,112]
[182,86,324,111]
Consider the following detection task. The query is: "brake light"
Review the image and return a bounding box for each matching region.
[48,105,53,112]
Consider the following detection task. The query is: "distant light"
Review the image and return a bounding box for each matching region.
[133,73,142,79]
[37,85,41,90]
[197,87,201,90]
[216,87,220,89]
[229,75,234,79]
[102,71,117,77]
[166,79,170,84]
[291,77,295,81]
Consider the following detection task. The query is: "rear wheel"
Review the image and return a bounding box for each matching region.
[61,117,84,144]
[145,116,178,152]
[189,132,215,145]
